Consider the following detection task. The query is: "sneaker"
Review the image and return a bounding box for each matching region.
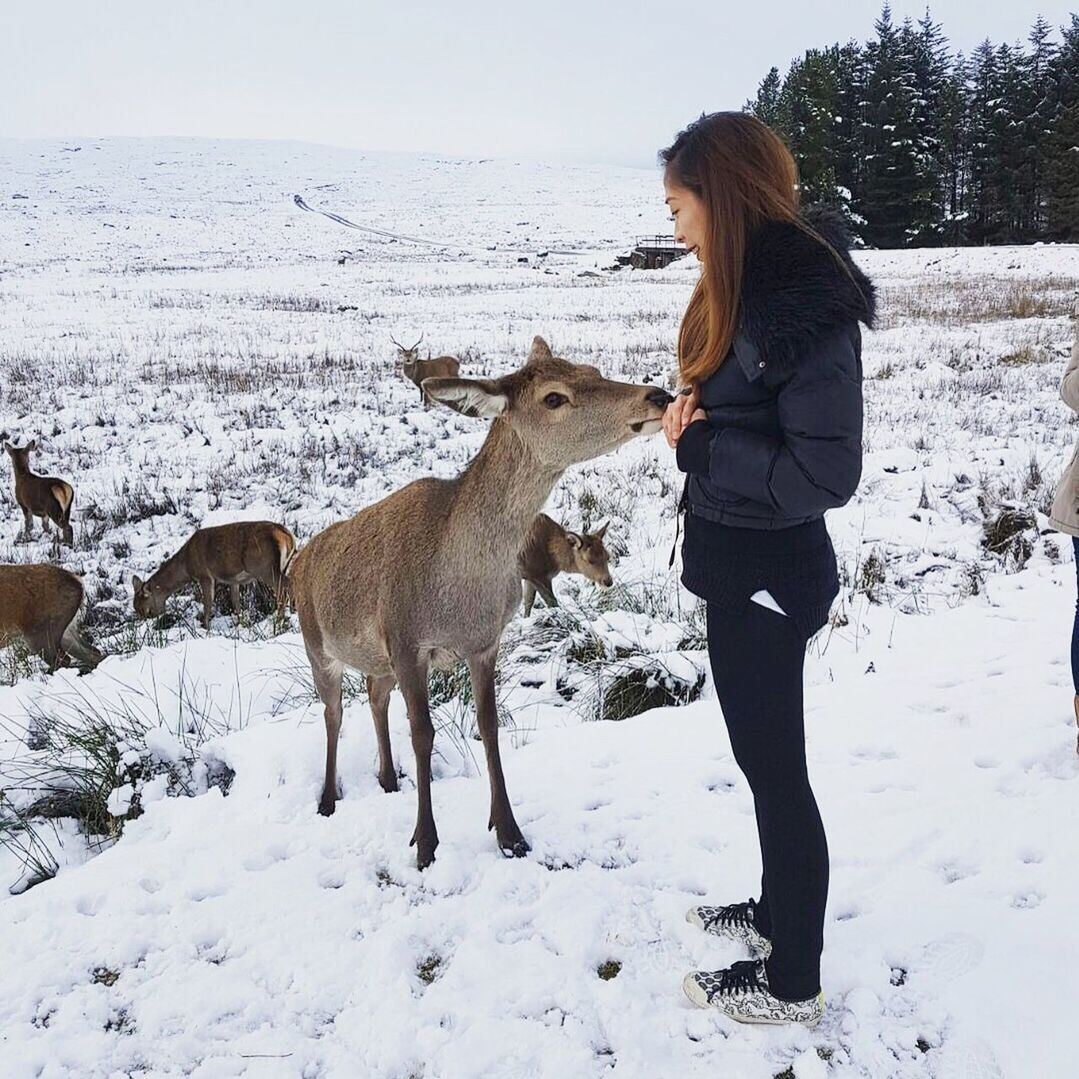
[682,959,824,1026]
[685,898,773,958]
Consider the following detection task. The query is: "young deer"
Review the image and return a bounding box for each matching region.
[392,335,461,407]
[289,335,671,868]
[0,563,103,672]
[518,514,612,616]
[3,439,75,546]
[133,520,296,629]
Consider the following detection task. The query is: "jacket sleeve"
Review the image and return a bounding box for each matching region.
[702,327,863,516]
[1060,316,1079,413]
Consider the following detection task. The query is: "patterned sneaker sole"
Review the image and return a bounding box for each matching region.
[684,908,773,957]
[681,975,823,1027]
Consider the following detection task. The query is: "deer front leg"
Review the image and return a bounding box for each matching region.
[394,650,438,868]
[522,580,537,616]
[18,506,32,541]
[538,578,558,609]
[368,673,398,793]
[198,578,215,629]
[229,582,242,621]
[468,645,529,858]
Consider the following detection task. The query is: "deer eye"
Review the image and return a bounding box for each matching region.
[543,392,568,409]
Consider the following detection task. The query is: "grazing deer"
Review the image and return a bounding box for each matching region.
[518,514,612,616]
[392,334,461,407]
[0,563,103,672]
[3,439,75,546]
[289,335,671,868]
[133,521,296,629]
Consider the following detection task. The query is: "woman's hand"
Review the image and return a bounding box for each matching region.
[661,385,702,448]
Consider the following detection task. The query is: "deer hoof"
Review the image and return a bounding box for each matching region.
[378,770,399,794]
[497,833,531,859]
[317,796,337,817]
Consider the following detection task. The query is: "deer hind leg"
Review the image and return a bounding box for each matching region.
[393,648,438,868]
[27,621,66,673]
[368,673,398,793]
[468,645,529,858]
[310,657,344,817]
[198,578,215,629]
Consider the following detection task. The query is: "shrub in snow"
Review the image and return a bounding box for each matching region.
[586,653,705,723]
[0,681,236,894]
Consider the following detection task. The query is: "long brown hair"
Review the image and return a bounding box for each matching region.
[659,112,800,385]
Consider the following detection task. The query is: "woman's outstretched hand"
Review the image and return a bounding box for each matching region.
[662,384,704,448]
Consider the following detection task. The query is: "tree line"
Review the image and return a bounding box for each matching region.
[745,5,1078,247]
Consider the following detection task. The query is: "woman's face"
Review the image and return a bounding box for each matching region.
[663,174,707,258]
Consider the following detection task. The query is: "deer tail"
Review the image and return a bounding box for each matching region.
[52,483,74,522]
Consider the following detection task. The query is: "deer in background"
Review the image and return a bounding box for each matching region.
[133,520,296,629]
[518,514,612,616]
[0,563,103,672]
[392,334,461,407]
[2,439,75,546]
[289,335,672,868]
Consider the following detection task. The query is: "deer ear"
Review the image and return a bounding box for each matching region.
[527,336,553,365]
[26,439,37,451]
[422,377,507,419]
[594,521,609,539]
[132,575,144,592]
[566,531,583,549]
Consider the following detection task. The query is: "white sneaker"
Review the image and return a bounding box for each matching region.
[682,959,824,1026]
[685,898,772,958]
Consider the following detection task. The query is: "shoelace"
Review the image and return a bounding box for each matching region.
[705,898,756,931]
[713,959,764,998]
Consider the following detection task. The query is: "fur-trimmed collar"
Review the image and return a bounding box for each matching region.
[737,205,876,377]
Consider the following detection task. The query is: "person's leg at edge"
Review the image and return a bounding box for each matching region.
[705,600,829,1002]
[1071,537,1079,696]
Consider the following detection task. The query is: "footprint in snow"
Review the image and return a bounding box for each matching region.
[933,1037,1004,1079]
[916,932,985,982]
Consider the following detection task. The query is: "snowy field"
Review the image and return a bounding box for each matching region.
[1,137,1078,1078]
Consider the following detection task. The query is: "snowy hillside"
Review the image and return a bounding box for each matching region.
[1,137,1078,1079]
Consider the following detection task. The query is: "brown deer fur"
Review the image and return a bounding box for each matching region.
[0,563,103,672]
[517,514,612,615]
[3,440,75,546]
[289,336,672,868]
[133,521,296,629]
[393,336,461,407]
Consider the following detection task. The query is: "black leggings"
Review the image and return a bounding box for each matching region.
[706,600,829,1001]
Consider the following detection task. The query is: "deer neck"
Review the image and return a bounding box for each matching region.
[452,418,561,566]
[149,546,193,598]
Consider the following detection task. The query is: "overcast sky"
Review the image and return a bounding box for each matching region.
[2,1,1073,168]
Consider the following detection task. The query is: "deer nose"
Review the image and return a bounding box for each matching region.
[646,387,674,409]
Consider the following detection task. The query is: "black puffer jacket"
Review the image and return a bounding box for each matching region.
[675,206,875,530]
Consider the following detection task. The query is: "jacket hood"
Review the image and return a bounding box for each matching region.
[738,205,876,377]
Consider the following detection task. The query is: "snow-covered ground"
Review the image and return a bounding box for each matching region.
[1,137,1078,1078]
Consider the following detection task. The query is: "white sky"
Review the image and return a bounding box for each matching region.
[2,1,1073,167]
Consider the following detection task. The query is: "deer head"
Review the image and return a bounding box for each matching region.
[422,337,672,471]
[568,521,613,587]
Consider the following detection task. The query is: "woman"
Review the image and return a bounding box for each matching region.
[1047,299,1079,756]
[659,111,875,1026]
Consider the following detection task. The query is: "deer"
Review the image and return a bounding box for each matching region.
[392,334,461,407]
[289,335,672,869]
[2,439,75,546]
[0,563,103,672]
[133,520,296,630]
[518,514,612,616]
